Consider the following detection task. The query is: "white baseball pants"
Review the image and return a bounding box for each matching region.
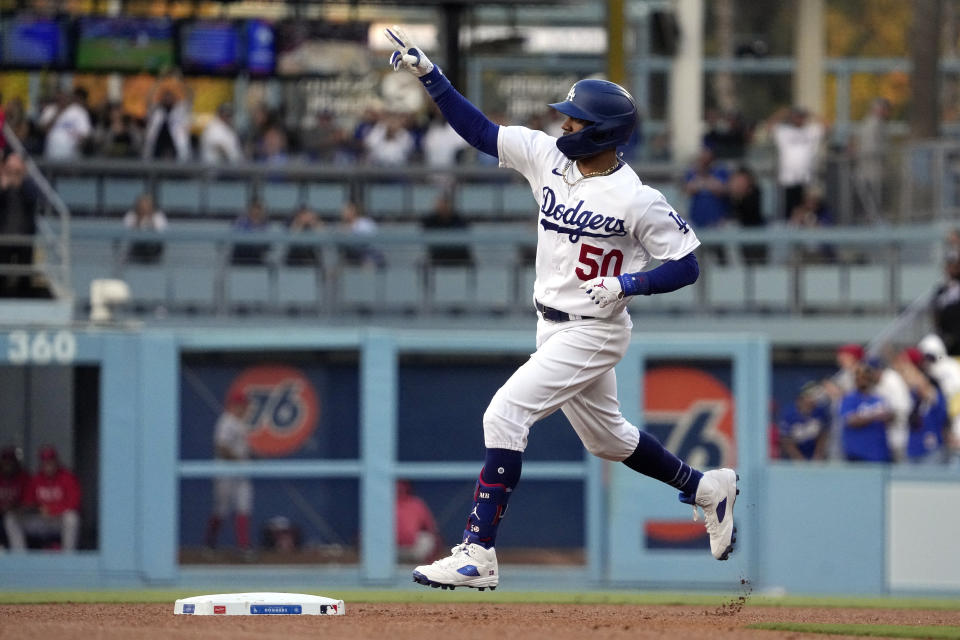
[483,315,640,460]
[213,477,253,517]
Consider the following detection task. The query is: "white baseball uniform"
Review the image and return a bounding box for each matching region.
[213,411,253,516]
[482,126,700,459]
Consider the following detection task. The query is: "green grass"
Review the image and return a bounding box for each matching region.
[1,590,960,609]
[748,622,960,639]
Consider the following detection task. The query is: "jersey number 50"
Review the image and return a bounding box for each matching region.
[575,243,623,280]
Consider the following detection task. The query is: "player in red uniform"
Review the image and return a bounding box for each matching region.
[4,445,81,551]
[0,446,30,549]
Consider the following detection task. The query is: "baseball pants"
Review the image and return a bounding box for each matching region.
[483,315,640,460]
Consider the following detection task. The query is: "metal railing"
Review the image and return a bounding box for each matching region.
[2,125,71,299]
[63,220,945,324]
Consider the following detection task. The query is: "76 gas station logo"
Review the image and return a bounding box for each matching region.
[226,365,319,457]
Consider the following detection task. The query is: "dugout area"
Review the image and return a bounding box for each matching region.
[0,326,957,598]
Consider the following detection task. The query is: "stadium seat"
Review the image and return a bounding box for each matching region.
[412,184,442,216]
[847,265,889,307]
[802,266,843,307]
[366,184,407,217]
[121,263,168,307]
[706,266,747,309]
[227,265,272,310]
[383,265,424,311]
[167,242,220,311]
[103,178,146,213]
[56,177,99,213]
[277,266,321,310]
[158,179,202,215]
[455,185,499,218]
[899,264,938,306]
[431,265,471,309]
[503,183,536,216]
[306,184,348,215]
[337,265,380,310]
[518,265,536,306]
[263,182,302,215]
[750,265,791,309]
[206,181,250,216]
[475,264,512,310]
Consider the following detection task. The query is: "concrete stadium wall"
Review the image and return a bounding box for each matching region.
[0,326,956,595]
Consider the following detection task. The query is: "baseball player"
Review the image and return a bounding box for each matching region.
[203,390,253,554]
[4,445,81,551]
[384,26,738,591]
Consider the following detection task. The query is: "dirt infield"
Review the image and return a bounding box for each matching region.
[1,602,959,640]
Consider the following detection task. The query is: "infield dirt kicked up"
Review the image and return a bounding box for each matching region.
[2,601,959,640]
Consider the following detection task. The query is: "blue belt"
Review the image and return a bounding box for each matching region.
[535,300,594,322]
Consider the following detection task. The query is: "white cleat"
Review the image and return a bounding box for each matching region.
[693,468,739,561]
[412,543,499,590]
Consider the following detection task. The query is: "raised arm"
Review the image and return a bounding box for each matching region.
[384,26,499,158]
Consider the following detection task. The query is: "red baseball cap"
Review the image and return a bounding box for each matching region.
[38,445,59,462]
[837,343,865,360]
[902,347,925,367]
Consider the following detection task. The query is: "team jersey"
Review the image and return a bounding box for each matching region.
[214,412,250,460]
[839,391,892,462]
[24,469,81,515]
[498,126,701,319]
[779,403,831,460]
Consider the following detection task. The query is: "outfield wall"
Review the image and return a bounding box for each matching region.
[0,326,956,595]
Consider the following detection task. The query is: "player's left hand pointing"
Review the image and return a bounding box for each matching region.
[580,277,624,308]
[384,25,434,77]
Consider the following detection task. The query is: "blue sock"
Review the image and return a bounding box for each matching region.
[463,448,522,548]
[622,430,702,498]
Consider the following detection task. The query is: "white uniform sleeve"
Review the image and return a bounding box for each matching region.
[633,191,701,261]
[497,126,560,193]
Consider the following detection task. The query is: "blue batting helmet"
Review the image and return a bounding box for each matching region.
[549,79,638,160]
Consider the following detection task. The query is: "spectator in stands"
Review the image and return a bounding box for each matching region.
[703,108,750,160]
[3,97,30,151]
[123,193,168,264]
[932,246,960,356]
[867,354,913,462]
[896,347,949,464]
[231,198,271,265]
[94,102,142,159]
[421,194,471,266]
[285,204,323,266]
[338,201,383,267]
[396,480,441,564]
[684,145,729,230]
[143,71,193,162]
[40,87,92,160]
[201,103,243,165]
[244,100,275,161]
[779,381,832,461]
[728,165,766,263]
[0,446,29,549]
[766,106,827,220]
[0,153,39,297]
[787,186,836,263]
[851,97,892,223]
[301,111,351,165]
[918,333,960,462]
[422,105,468,178]
[4,445,81,551]
[350,104,381,163]
[257,126,290,167]
[839,361,894,463]
[363,113,415,167]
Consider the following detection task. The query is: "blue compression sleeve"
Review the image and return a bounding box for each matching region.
[617,252,700,296]
[419,67,499,158]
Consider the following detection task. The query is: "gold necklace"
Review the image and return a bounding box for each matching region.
[560,158,622,186]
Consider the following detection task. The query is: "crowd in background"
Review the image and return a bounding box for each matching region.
[776,333,960,465]
[0,68,898,233]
